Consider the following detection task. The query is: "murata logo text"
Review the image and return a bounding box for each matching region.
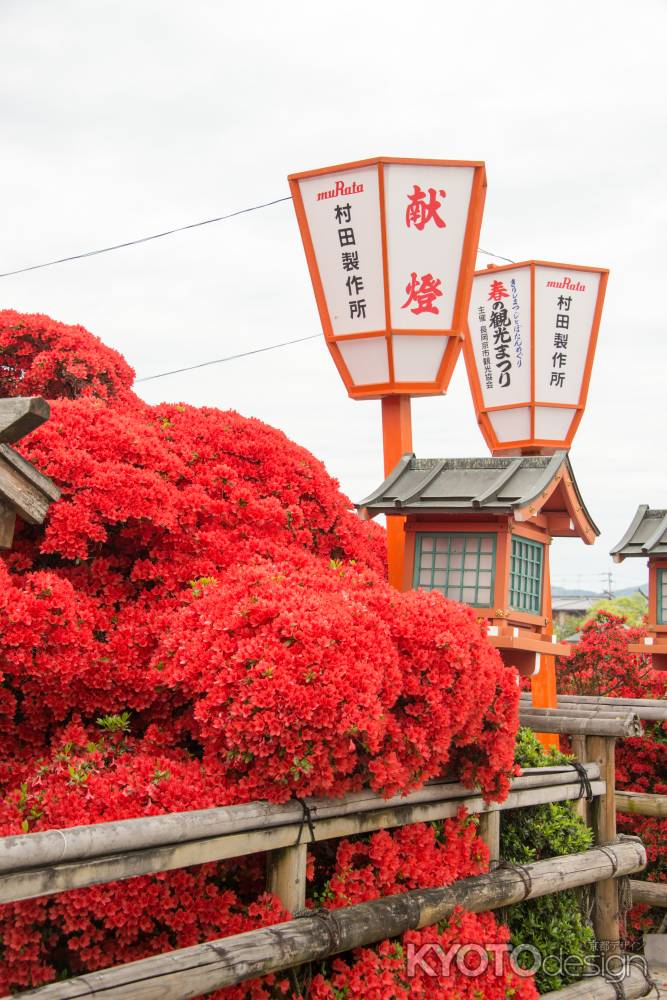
[545,276,587,292]
[316,179,364,201]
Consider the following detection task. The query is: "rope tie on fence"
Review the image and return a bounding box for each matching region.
[570,760,594,801]
[598,846,620,877]
[293,907,343,954]
[295,797,317,846]
[490,860,534,900]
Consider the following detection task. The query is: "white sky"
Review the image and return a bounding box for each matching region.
[2,0,665,593]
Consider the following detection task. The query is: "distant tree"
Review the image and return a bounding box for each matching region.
[556,592,647,640]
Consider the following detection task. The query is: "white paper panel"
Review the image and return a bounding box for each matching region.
[297,166,385,335]
[392,335,447,382]
[467,266,532,408]
[337,337,389,386]
[534,406,577,440]
[534,267,601,406]
[489,407,531,443]
[384,164,474,330]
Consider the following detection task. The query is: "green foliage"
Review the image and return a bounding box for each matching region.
[95,711,131,733]
[501,728,595,992]
[557,592,648,639]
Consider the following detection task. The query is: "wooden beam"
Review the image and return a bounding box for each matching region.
[0,765,599,875]
[1,842,646,1000]
[0,397,50,443]
[0,777,605,905]
[519,710,642,738]
[617,791,667,818]
[629,879,667,908]
[522,693,667,723]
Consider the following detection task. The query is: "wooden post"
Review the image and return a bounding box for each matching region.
[479,809,500,863]
[570,735,589,823]
[381,396,412,590]
[587,736,620,957]
[266,843,308,913]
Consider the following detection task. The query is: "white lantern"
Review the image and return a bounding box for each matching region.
[463,261,608,453]
[289,157,486,400]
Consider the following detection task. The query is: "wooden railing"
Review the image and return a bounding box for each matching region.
[1,703,663,999]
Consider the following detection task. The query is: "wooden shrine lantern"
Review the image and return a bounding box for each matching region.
[359,450,598,676]
[611,506,667,669]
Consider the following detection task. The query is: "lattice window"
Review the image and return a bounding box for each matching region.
[657,569,667,625]
[413,533,495,607]
[509,537,544,614]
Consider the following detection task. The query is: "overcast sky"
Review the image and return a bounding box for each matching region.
[2,0,665,593]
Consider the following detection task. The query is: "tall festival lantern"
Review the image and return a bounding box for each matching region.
[289,157,487,586]
[463,262,608,455]
[463,261,608,717]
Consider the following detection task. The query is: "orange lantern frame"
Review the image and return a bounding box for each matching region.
[462,261,609,454]
[289,157,487,401]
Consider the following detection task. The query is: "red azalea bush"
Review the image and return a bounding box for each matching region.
[302,815,536,999]
[0,311,524,995]
[557,611,666,940]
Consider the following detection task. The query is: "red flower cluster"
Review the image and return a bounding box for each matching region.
[0,311,522,995]
[301,814,536,999]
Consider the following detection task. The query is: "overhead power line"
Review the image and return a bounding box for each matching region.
[477,248,515,264]
[0,189,515,382]
[0,195,514,279]
[136,334,322,383]
[0,196,293,278]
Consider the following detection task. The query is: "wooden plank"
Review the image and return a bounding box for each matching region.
[617,791,667,818]
[0,397,50,443]
[266,844,307,912]
[630,879,667,908]
[0,764,600,875]
[0,779,606,905]
[2,842,646,1000]
[588,736,620,957]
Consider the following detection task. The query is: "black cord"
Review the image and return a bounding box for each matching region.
[0,194,515,280]
[136,334,322,383]
[0,196,293,279]
[490,860,533,900]
[570,760,594,802]
[295,796,317,847]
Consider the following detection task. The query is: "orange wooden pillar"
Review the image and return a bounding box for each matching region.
[530,544,559,749]
[381,397,412,590]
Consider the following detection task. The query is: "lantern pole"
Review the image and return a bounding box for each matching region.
[381,396,413,590]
